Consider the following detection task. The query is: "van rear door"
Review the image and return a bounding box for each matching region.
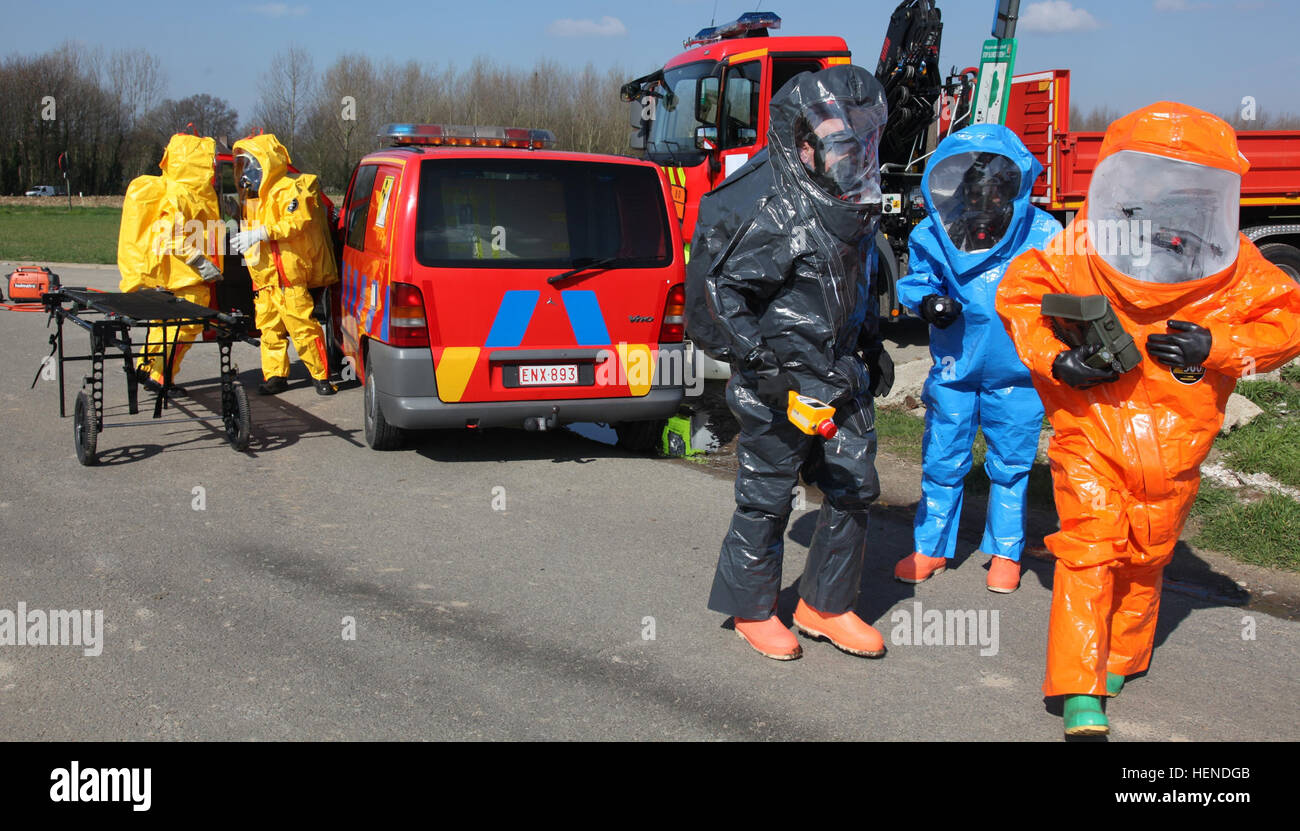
[410,156,679,404]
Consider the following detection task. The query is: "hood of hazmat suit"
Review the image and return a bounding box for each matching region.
[897,124,1062,563]
[686,64,887,406]
[231,133,337,290]
[118,134,222,292]
[996,102,1300,696]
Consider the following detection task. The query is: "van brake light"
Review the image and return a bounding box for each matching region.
[389,282,429,347]
[660,283,685,343]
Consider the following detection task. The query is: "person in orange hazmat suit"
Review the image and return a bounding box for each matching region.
[996,101,1300,737]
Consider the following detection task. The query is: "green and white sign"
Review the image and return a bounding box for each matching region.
[972,38,1018,125]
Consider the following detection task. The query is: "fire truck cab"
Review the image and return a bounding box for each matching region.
[336,124,688,451]
[622,12,852,246]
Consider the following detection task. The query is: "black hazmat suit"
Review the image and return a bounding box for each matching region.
[686,65,889,620]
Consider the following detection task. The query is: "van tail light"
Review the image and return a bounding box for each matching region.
[389,282,430,347]
[659,283,685,343]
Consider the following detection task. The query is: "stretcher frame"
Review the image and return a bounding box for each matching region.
[39,288,258,465]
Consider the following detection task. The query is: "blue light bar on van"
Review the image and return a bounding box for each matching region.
[380,123,557,149]
[684,11,780,48]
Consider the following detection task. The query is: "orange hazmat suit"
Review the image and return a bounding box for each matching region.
[997,102,1300,697]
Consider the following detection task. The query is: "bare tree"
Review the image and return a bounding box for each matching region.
[254,45,316,159]
[145,94,239,144]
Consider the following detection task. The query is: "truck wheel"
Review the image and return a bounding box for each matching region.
[363,358,404,450]
[615,420,663,454]
[1259,243,1300,283]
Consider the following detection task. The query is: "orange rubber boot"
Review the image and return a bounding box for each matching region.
[986,555,1021,593]
[894,552,948,584]
[793,600,886,658]
[734,616,802,661]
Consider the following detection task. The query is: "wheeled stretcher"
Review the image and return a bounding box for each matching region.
[38,288,258,465]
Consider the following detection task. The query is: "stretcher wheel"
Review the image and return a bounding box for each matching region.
[73,391,98,466]
[223,382,251,451]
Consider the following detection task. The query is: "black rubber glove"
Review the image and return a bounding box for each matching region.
[920,294,963,329]
[756,367,799,408]
[866,348,895,398]
[1146,320,1212,368]
[744,347,799,408]
[1052,343,1121,389]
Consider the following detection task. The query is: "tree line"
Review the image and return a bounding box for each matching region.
[6,43,1295,197]
[1,44,637,195]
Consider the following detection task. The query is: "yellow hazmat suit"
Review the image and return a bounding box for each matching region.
[117,134,223,385]
[230,134,337,387]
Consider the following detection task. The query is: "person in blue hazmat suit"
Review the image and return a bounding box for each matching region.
[894,125,1062,593]
[686,65,895,660]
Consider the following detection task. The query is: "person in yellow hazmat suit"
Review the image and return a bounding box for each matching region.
[229,133,337,395]
[997,102,1300,737]
[118,133,224,393]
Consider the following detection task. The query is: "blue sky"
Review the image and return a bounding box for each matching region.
[3,0,1295,125]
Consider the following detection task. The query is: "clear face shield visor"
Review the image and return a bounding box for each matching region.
[1087,150,1240,283]
[927,152,1021,252]
[234,152,262,200]
[797,99,884,205]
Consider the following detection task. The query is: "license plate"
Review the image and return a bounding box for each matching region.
[518,364,579,386]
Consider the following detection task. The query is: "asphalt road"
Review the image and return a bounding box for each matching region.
[1,264,1296,741]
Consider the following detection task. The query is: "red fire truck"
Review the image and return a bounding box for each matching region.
[623,7,1300,323]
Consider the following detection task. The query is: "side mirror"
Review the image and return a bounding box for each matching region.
[695,76,720,124]
[695,126,718,151]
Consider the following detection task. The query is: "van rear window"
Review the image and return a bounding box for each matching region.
[414,158,672,269]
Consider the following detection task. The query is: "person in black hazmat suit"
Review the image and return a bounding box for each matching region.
[687,65,894,661]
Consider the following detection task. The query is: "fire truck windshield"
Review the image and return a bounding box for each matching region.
[644,61,718,167]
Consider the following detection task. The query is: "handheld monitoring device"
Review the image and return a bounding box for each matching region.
[1041,293,1143,374]
[788,391,838,439]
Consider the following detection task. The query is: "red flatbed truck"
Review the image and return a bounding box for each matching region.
[624,11,1300,324]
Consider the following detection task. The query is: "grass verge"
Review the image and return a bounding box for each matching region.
[1189,482,1300,571]
[0,205,121,264]
[1218,378,1300,489]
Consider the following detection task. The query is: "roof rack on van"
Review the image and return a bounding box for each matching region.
[380,124,556,150]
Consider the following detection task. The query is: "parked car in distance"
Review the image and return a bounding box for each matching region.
[24,185,57,197]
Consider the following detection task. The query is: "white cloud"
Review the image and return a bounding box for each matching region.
[1155,0,1212,10]
[1019,1,1101,32]
[546,16,627,37]
[247,3,308,17]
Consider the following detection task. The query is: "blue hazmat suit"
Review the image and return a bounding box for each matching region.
[897,124,1062,563]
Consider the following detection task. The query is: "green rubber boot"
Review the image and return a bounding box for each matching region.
[1063,694,1109,736]
[1106,672,1125,697]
